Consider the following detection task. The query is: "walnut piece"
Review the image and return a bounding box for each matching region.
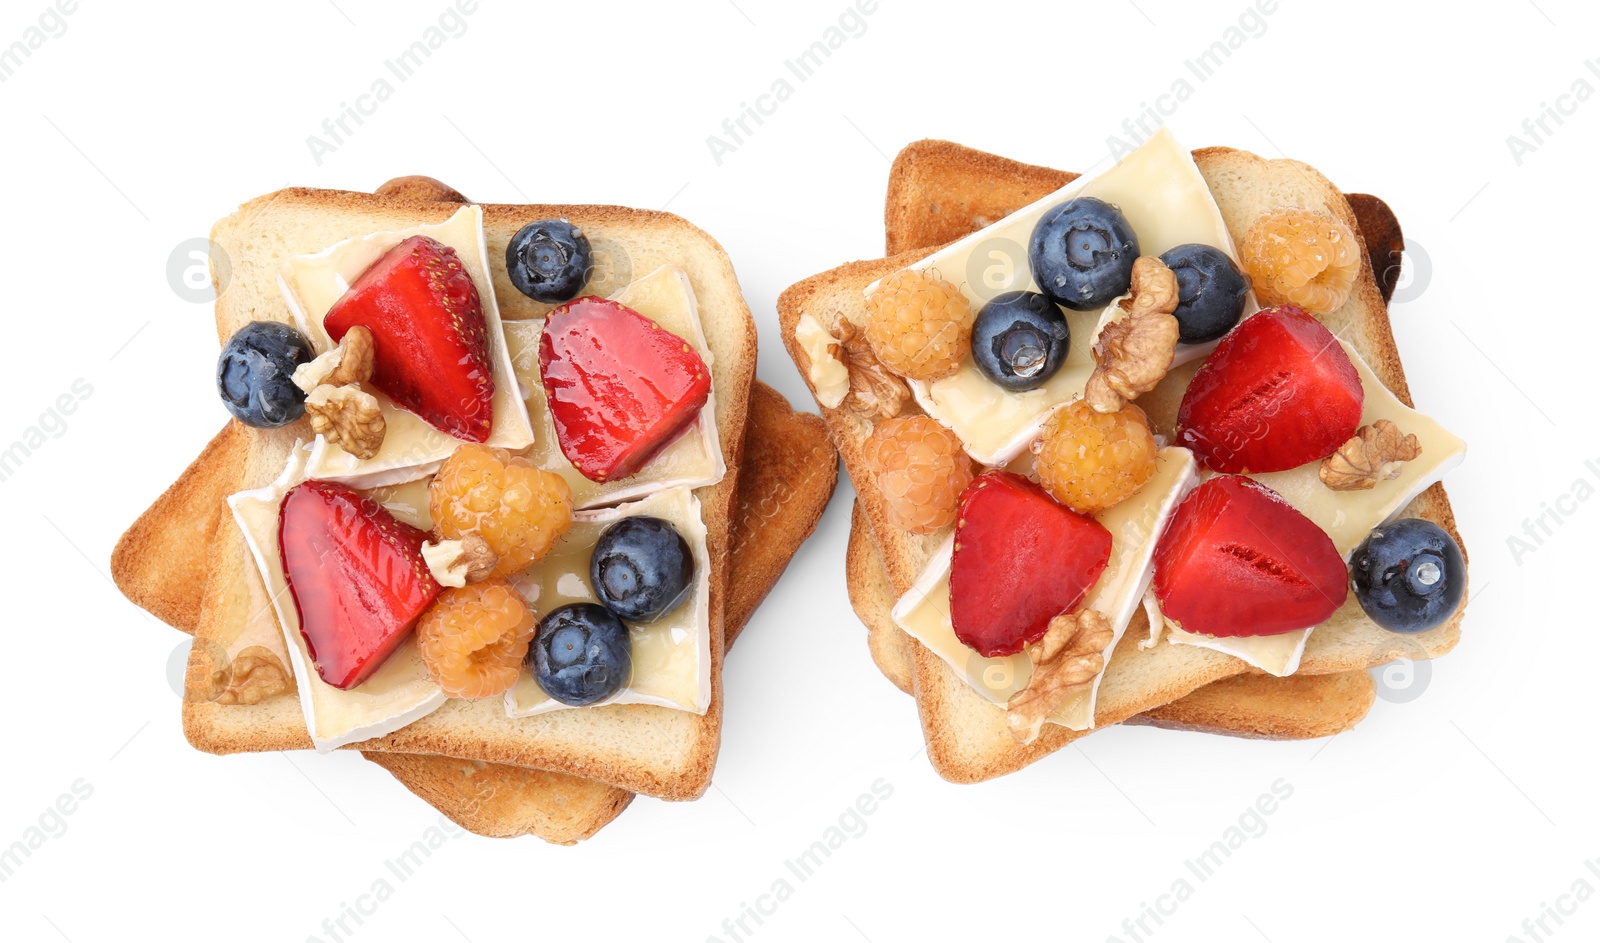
[422,534,499,587]
[292,325,376,392]
[1005,609,1114,744]
[1084,257,1180,413]
[212,646,291,705]
[835,318,908,420]
[305,384,386,459]
[1320,419,1422,491]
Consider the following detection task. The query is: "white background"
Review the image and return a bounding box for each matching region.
[0,0,1594,940]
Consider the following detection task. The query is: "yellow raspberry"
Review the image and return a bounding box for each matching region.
[416,579,535,699]
[863,415,974,534]
[430,444,572,576]
[863,269,974,381]
[1034,399,1157,514]
[1239,207,1361,314]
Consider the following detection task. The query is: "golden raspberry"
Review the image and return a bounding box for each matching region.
[1034,399,1157,514]
[430,444,572,577]
[863,415,974,534]
[1239,207,1361,314]
[417,579,536,699]
[863,269,974,381]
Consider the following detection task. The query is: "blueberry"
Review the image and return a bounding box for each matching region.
[506,219,592,303]
[591,517,695,622]
[1029,197,1140,311]
[530,603,632,706]
[216,321,315,428]
[970,291,1070,392]
[1160,243,1251,344]
[1350,519,1466,634]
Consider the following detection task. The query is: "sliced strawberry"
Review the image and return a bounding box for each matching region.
[1153,475,1347,637]
[1176,305,1363,474]
[948,470,1113,658]
[278,480,442,690]
[538,297,711,482]
[324,235,494,442]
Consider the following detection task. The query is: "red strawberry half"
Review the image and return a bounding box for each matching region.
[1153,475,1347,638]
[949,470,1113,658]
[278,480,442,690]
[539,297,712,482]
[324,235,495,442]
[1176,305,1363,474]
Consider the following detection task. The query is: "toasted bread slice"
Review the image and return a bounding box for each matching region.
[866,140,1406,736]
[113,382,836,840]
[844,502,1375,739]
[780,144,1465,782]
[176,188,756,800]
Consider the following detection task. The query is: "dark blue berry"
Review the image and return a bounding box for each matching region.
[1028,197,1140,311]
[506,219,592,303]
[970,291,1070,392]
[591,517,694,622]
[217,321,315,428]
[1160,243,1251,344]
[1351,519,1465,634]
[530,603,632,706]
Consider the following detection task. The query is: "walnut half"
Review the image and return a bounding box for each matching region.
[835,318,908,420]
[1320,419,1422,491]
[1005,609,1114,744]
[292,325,376,393]
[305,384,387,459]
[212,646,291,705]
[1084,257,1180,413]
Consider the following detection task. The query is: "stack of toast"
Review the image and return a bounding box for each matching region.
[780,137,1466,781]
[113,178,839,841]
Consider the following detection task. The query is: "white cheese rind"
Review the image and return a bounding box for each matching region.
[890,448,1199,730]
[794,313,849,408]
[504,486,713,717]
[501,265,726,509]
[873,129,1254,466]
[1161,339,1467,675]
[227,441,446,752]
[277,205,535,489]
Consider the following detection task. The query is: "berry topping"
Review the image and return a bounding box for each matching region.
[217,321,315,428]
[863,269,974,382]
[863,415,975,535]
[1159,243,1251,344]
[429,444,573,577]
[970,290,1071,391]
[590,516,695,622]
[1029,196,1140,311]
[416,579,536,699]
[538,297,712,482]
[1350,519,1465,634]
[1034,399,1158,514]
[530,603,632,706]
[949,471,1113,658]
[1238,207,1361,314]
[1152,475,1348,638]
[324,235,495,442]
[278,480,442,690]
[1176,305,1363,474]
[506,219,593,304]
